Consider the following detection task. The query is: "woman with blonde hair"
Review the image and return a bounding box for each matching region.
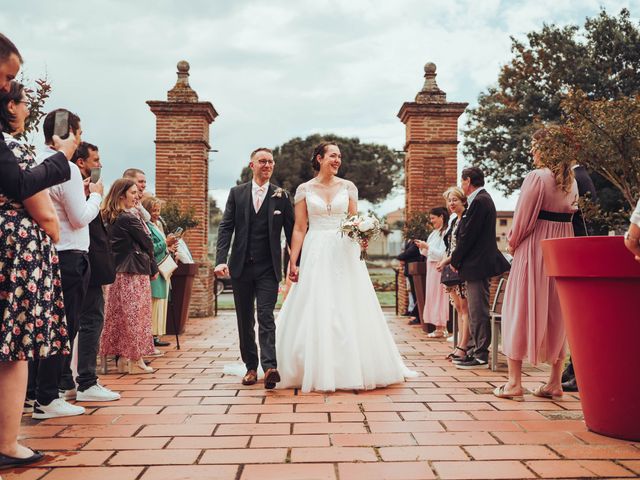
[141,196,178,351]
[436,187,471,361]
[494,127,578,401]
[100,179,158,374]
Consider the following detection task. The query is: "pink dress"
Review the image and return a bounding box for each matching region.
[502,168,578,365]
[420,229,449,327]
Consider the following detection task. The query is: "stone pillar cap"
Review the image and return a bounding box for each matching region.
[168,60,198,102]
[415,62,446,104]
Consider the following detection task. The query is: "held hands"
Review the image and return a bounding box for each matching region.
[52,132,78,161]
[288,263,299,283]
[214,263,230,278]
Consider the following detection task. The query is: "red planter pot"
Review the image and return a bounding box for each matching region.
[542,236,640,441]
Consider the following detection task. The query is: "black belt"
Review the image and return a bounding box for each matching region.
[538,210,573,222]
[58,249,88,255]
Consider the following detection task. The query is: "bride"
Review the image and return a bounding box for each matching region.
[276,142,417,392]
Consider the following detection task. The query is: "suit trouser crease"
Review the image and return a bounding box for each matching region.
[28,252,90,403]
[76,284,105,391]
[465,277,491,362]
[231,261,278,372]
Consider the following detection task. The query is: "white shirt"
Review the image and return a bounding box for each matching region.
[418,229,447,262]
[466,186,485,206]
[38,145,101,252]
[631,198,640,227]
[252,180,269,206]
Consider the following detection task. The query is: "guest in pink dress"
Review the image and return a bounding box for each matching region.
[494,128,578,401]
[415,207,450,338]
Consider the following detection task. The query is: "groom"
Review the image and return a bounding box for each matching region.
[214,148,294,389]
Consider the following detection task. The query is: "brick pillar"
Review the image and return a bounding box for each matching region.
[396,62,467,315]
[147,61,218,317]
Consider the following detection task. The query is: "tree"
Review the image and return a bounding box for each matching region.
[463,8,640,197]
[238,134,403,204]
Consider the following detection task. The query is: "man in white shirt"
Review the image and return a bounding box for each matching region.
[28,110,103,419]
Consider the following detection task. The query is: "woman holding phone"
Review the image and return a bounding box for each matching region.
[100,179,158,374]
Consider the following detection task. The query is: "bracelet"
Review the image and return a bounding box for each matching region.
[624,231,640,242]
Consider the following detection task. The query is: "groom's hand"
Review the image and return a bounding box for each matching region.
[214,263,230,277]
[288,265,299,283]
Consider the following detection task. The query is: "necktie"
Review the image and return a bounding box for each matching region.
[254,186,265,212]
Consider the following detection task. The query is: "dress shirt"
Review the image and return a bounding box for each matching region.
[252,180,269,209]
[38,145,101,252]
[466,186,485,207]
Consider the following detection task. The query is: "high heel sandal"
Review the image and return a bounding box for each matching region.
[116,356,128,374]
[532,385,563,401]
[128,359,154,375]
[427,329,446,339]
[446,346,467,361]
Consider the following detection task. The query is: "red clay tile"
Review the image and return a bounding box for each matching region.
[338,461,435,479]
[40,466,143,480]
[200,448,286,464]
[137,424,215,437]
[290,446,378,462]
[250,434,330,448]
[526,459,635,478]
[259,412,328,423]
[241,463,335,480]
[464,445,558,460]
[379,446,468,461]
[167,436,250,449]
[331,433,416,447]
[58,425,139,438]
[368,421,444,433]
[442,420,522,432]
[215,423,290,436]
[39,450,113,467]
[493,431,580,444]
[293,422,367,434]
[413,432,499,446]
[83,437,170,450]
[140,465,238,480]
[549,444,640,459]
[109,449,200,465]
[2,469,48,480]
[23,437,89,451]
[433,460,536,479]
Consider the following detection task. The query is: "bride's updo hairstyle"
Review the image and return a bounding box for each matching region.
[311,142,338,172]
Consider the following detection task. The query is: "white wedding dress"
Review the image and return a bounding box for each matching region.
[276,178,417,392]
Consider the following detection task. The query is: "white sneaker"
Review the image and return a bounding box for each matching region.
[446,335,454,343]
[77,384,121,402]
[59,388,77,400]
[32,398,85,419]
[23,398,35,414]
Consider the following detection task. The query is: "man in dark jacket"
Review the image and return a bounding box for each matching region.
[451,167,510,369]
[397,240,424,324]
[73,143,119,401]
[0,33,75,198]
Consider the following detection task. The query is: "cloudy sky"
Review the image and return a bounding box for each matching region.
[3,0,638,213]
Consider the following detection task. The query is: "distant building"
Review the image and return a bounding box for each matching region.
[496,211,514,252]
[386,208,405,228]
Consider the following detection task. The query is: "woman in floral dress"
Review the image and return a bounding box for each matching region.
[0,81,69,467]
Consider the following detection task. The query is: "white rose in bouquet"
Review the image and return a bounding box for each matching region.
[357,218,376,232]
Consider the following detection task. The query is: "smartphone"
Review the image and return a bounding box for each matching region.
[173,227,184,237]
[53,110,70,139]
[90,167,101,183]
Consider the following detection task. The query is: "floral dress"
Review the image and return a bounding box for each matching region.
[443,215,467,301]
[0,133,69,361]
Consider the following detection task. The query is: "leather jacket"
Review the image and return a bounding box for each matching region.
[107,211,158,276]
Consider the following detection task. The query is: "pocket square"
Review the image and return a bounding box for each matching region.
[273,210,282,215]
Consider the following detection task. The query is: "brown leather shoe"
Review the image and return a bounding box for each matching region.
[242,370,258,386]
[263,368,281,390]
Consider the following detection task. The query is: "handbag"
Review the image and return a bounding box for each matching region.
[157,253,178,280]
[440,264,462,287]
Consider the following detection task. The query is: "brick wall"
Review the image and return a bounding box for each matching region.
[397,63,468,315]
[147,61,218,317]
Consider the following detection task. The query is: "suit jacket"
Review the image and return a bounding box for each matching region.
[0,135,70,200]
[451,189,510,281]
[87,211,116,287]
[572,165,597,237]
[396,241,424,276]
[216,182,294,281]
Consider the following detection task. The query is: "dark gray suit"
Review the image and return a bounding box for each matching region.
[216,182,294,371]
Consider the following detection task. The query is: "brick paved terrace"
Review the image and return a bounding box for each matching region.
[9,312,640,480]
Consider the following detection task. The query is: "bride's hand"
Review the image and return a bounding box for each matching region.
[288,264,299,283]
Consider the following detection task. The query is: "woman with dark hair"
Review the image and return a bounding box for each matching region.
[275,142,417,392]
[415,207,450,338]
[0,81,68,468]
[100,179,158,374]
[494,127,578,401]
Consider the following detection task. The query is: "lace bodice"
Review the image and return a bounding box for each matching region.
[295,179,358,231]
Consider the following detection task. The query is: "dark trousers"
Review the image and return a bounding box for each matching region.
[466,277,491,362]
[28,251,90,403]
[76,284,105,391]
[231,260,279,371]
[407,275,420,320]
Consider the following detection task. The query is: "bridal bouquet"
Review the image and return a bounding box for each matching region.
[339,213,381,260]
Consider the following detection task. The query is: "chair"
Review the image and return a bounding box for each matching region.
[490,277,507,371]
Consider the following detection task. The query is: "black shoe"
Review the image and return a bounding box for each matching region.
[561,377,578,392]
[153,337,170,347]
[455,357,489,370]
[452,354,474,365]
[0,450,45,469]
[408,318,420,325]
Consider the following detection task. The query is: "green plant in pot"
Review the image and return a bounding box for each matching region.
[540,94,640,441]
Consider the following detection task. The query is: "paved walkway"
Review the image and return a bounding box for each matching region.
[10,312,640,480]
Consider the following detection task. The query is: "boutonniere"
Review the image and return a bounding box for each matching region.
[271,187,288,199]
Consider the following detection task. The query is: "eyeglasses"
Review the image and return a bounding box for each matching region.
[258,159,275,166]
